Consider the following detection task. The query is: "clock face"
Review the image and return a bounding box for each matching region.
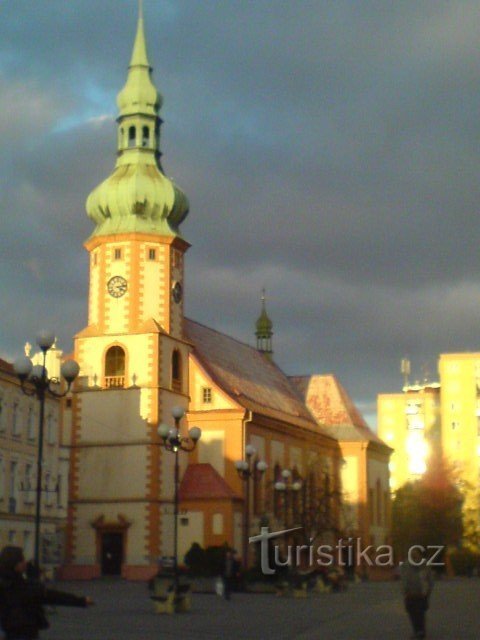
[172,281,183,303]
[107,276,128,298]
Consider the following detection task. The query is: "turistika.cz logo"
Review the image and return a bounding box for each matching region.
[249,527,444,575]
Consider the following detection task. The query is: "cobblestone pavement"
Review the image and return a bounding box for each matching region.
[43,577,480,640]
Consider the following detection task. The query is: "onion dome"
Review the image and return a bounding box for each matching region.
[86,2,189,239]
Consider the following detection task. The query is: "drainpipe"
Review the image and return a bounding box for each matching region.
[241,410,253,568]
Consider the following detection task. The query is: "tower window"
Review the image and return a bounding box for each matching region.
[105,346,126,388]
[148,248,156,261]
[114,248,122,260]
[142,126,149,147]
[202,387,212,404]
[171,350,182,393]
[128,126,136,148]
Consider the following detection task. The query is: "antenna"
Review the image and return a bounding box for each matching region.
[401,357,410,389]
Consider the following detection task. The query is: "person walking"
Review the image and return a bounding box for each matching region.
[0,545,93,640]
[223,549,240,600]
[401,547,434,639]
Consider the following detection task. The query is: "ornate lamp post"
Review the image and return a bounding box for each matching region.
[157,406,201,591]
[235,444,268,569]
[274,469,302,533]
[13,331,80,576]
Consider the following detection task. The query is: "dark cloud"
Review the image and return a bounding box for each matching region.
[1,1,480,426]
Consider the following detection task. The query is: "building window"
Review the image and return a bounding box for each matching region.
[66,398,72,409]
[376,479,382,526]
[114,248,122,260]
[148,248,156,260]
[212,513,224,535]
[142,126,149,147]
[0,458,4,499]
[273,464,282,518]
[104,346,126,388]
[452,421,460,430]
[128,126,136,147]
[0,395,4,432]
[27,408,35,441]
[8,531,15,544]
[9,461,18,513]
[47,415,56,445]
[45,473,52,507]
[202,387,212,404]
[23,531,32,558]
[12,402,21,437]
[171,350,182,393]
[24,464,34,504]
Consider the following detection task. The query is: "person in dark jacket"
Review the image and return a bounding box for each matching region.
[0,545,93,640]
[400,548,434,640]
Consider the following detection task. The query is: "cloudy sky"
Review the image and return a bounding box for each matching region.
[1,0,480,426]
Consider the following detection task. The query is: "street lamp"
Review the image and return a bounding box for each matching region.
[157,406,201,591]
[235,444,268,569]
[274,469,302,531]
[13,331,79,577]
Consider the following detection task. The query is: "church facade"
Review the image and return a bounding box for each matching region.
[60,7,390,580]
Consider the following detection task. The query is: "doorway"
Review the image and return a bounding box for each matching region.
[100,531,123,576]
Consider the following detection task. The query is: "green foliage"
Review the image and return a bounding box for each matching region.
[392,455,463,559]
[448,548,480,576]
[183,542,231,576]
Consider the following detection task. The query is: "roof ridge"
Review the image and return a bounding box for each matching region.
[185,317,258,353]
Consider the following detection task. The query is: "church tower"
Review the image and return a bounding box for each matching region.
[63,4,192,579]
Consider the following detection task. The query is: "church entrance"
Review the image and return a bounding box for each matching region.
[100,531,123,576]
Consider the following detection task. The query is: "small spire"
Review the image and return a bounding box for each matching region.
[130,0,150,68]
[255,289,273,357]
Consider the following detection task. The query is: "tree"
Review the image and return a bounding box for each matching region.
[392,455,463,560]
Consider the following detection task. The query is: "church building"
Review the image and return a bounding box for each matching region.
[60,6,390,580]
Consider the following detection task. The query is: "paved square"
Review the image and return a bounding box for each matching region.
[44,577,480,639]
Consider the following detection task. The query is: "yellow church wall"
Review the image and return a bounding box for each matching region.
[75,389,148,443]
[367,453,390,545]
[140,244,166,324]
[88,251,100,326]
[77,446,148,499]
[188,357,239,411]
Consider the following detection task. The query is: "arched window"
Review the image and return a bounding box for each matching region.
[171,350,182,392]
[105,346,126,388]
[142,126,149,147]
[253,457,263,515]
[128,126,136,148]
[376,479,382,525]
[273,464,282,519]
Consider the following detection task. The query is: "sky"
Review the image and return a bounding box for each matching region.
[1,0,480,426]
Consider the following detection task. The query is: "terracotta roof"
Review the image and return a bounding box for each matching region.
[184,319,330,435]
[0,357,14,375]
[179,463,239,500]
[290,374,388,447]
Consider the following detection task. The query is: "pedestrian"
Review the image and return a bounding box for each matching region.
[0,545,93,640]
[223,549,238,600]
[401,547,434,639]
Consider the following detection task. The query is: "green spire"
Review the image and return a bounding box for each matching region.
[255,289,273,356]
[129,0,149,67]
[85,1,189,239]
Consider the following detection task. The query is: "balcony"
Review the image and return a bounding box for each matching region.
[104,376,125,389]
